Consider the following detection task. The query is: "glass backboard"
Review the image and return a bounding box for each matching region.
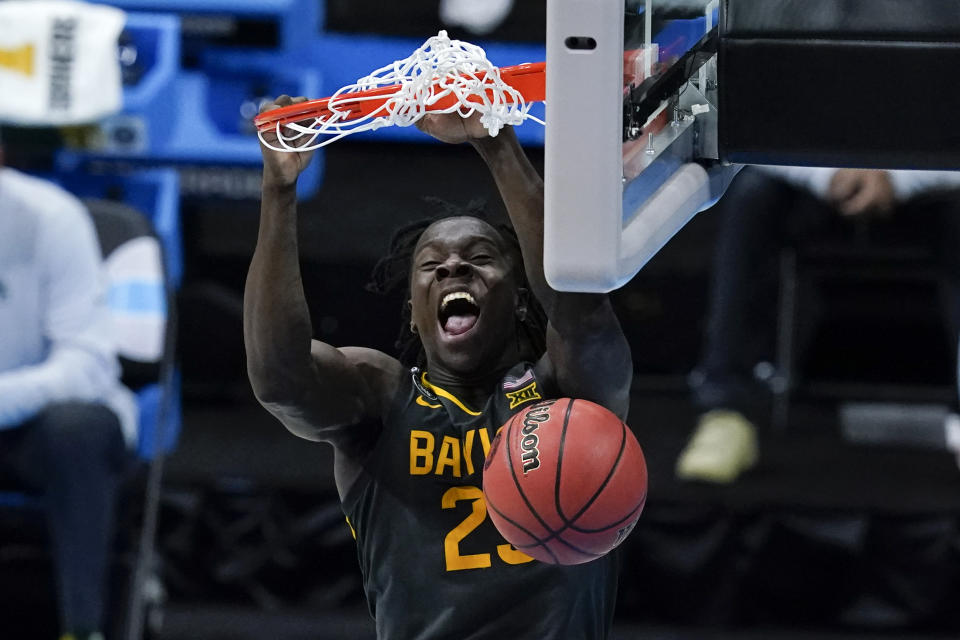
[544,0,736,293]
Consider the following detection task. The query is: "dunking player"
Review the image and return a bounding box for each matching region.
[244,97,633,638]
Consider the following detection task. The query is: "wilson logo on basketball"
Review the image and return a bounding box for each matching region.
[519,401,553,474]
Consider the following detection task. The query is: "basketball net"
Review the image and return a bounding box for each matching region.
[259,30,544,152]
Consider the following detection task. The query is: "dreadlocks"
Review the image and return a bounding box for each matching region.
[366,197,548,367]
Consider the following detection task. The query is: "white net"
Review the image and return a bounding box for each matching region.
[259,30,544,152]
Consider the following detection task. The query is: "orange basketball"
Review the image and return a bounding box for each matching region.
[483,398,647,565]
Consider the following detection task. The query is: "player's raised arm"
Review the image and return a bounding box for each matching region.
[245,96,400,446]
[416,114,632,418]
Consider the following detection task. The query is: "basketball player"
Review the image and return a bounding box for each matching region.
[245,96,633,638]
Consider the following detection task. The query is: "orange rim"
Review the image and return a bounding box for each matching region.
[254,61,545,132]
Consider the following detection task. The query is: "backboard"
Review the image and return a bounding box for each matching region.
[545,0,734,292]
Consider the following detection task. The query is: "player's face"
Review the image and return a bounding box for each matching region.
[409,217,520,375]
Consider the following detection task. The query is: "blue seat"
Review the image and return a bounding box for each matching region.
[0,168,182,490]
[0,170,184,637]
[69,169,183,460]
[87,195,182,461]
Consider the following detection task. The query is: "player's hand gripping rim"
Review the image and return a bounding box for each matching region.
[415,111,506,145]
[259,95,318,189]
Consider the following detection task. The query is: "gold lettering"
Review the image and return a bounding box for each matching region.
[442,486,492,570]
[478,427,493,458]
[463,429,476,476]
[409,430,435,475]
[497,543,534,565]
[435,435,462,478]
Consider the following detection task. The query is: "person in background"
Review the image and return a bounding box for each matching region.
[680,165,960,483]
[0,140,137,640]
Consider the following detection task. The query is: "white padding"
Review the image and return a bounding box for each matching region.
[104,236,166,363]
[106,236,163,281]
[619,163,710,279]
[544,0,626,293]
[545,0,717,293]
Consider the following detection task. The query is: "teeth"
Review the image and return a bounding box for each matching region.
[441,291,477,313]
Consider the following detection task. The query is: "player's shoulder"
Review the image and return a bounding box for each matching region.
[338,346,406,410]
[338,346,403,373]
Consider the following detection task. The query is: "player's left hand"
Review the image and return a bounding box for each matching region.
[827,169,896,217]
[258,95,318,189]
[416,111,499,144]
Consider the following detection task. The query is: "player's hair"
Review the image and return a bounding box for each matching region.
[366,197,547,367]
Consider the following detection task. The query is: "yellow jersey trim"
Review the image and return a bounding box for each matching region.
[416,395,442,409]
[420,372,482,416]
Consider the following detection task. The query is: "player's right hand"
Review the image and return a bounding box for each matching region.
[259,95,317,189]
[416,111,497,145]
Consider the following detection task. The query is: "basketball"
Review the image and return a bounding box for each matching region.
[482,398,647,565]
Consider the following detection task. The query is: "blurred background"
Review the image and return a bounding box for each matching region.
[1,1,959,639]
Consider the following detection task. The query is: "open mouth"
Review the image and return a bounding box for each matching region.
[438,291,481,336]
